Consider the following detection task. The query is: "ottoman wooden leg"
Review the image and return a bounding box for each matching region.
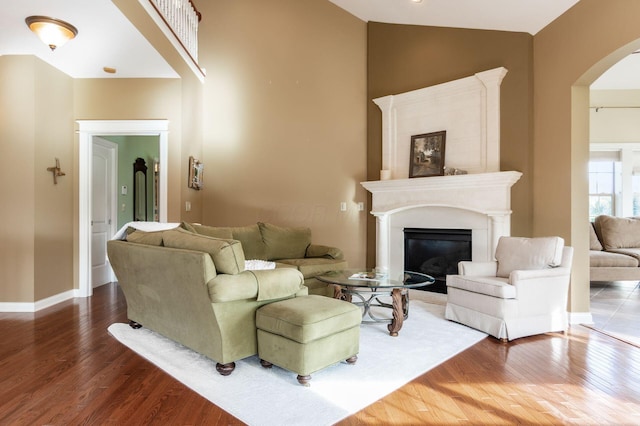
[346,355,358,364]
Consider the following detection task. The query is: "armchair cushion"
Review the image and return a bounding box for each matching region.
[495,236,564,278]
[163,228,246,275]
[446,275,515,298]
[258,222,311,260]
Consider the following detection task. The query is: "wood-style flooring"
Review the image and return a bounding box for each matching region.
[1,283,639,425]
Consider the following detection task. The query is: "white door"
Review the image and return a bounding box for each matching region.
[92,140,117,287]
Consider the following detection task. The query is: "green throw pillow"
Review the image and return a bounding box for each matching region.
[125,229,165,246]
[162,228,245,275]
[230,224,268,260]
[258,222,311,260]
[186,222,234,239]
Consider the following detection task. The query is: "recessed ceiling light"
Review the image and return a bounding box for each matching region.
[411,0,423,3]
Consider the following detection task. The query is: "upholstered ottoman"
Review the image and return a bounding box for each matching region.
[256,295,361,385]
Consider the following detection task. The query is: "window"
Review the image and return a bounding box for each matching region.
[588,161,620,221]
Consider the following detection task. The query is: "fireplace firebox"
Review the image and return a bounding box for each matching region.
[404,228,472,293]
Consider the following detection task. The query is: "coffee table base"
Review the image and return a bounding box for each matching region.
[332,285,409,336]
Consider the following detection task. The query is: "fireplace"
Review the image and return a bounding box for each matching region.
[361,67,521,280]
[404,228,472,293]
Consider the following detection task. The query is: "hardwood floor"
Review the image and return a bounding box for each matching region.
[1,283,639,425]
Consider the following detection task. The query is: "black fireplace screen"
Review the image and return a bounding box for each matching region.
[404,228,472,293]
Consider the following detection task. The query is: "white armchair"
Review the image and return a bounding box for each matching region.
[445,236,573,341]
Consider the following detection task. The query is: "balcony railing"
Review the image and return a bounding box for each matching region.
[150,0,201,63]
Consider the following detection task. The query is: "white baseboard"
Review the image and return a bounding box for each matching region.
[0,289,79,313]
[569,311,594,325]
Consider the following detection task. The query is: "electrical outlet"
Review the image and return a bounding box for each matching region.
[340,202,347,212]
[357,202,364,211]
[185,201,191,212]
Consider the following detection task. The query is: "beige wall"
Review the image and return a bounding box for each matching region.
[73,78,185,224]
[0,56,74,302]
[534,0,640,313]
[366,23,533,267]
[196,0,368,265]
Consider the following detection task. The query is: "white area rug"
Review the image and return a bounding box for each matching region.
[108,291,485,426]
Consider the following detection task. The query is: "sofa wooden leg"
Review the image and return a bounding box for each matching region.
[346,355,358,365]
[260,359,273,368]
[297,375,311,386]
[216,362,235,376]
[128,320,142,329]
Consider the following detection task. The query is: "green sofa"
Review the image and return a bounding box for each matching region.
[107,222,348,376]
[181,221,348,296]
[108,227,310,376]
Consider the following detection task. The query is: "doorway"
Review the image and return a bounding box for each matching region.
[77,120,169,297]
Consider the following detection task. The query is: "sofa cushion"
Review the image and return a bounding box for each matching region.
[589,222,603,251]
[446,274,516,299]
[606,248,640,263]
[258,222,311,260]
[590,250,639,267]
[230,224,268,260]
[305,244,344,260]
[125,228,165,246]
[495,236,564,278]
[162,228,245,275]
[277,258,348,279]
[182,222,234,239]
[206,268,304,302]
[595,215,640,250]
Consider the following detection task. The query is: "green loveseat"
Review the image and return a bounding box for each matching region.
[181,221,348,296]
[107,227,309,376]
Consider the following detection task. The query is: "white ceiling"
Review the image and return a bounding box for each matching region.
[0,0,178,79]
[0,0,636,88]
[329,0,579,35]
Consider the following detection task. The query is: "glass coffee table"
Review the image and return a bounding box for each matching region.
[317,269,435,336]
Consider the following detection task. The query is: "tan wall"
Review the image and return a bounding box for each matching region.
[196,0,368,265]
[112,0,204,225]
[367,23,533,267]
[0,56,74,302]
[534,0,640,313]
[0,56,37,302]
[73,78,184,223]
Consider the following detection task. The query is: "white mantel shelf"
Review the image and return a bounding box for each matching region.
[361,171,522,277]
[362,171,522,215]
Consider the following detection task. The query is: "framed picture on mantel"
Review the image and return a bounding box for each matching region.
[409,131,446,178]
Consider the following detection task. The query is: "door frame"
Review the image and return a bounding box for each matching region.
[77,120,169,297]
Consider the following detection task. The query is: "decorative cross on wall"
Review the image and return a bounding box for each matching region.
[47,158,66,184]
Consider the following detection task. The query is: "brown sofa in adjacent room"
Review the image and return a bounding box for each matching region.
[590,215,640,281]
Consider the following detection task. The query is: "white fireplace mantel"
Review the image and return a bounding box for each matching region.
[366,68,519,281]
[362,171,522,215]
[362,171,522,279]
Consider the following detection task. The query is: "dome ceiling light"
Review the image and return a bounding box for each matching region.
[25,15,78,51]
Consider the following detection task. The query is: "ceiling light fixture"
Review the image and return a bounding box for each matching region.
[411,0,423,3]
[25,16,78,51]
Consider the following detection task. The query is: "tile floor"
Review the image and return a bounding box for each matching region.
[589,280,640,347]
